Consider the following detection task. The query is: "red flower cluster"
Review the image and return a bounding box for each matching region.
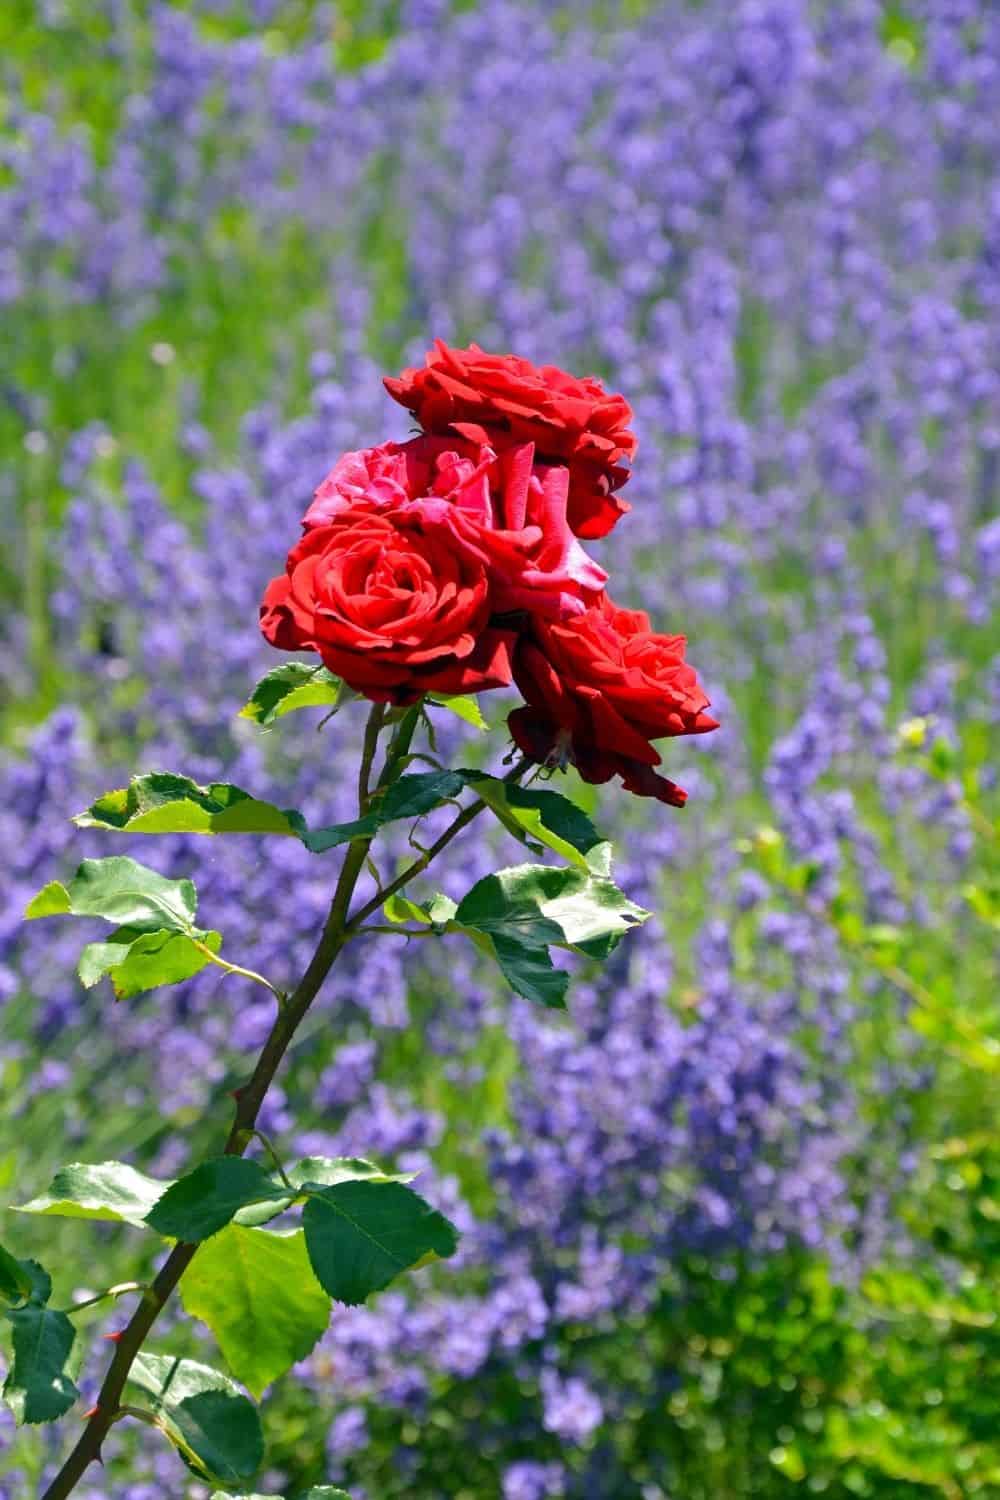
[261,342,717,804]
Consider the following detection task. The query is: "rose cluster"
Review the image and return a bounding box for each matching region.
[261,342,718,804]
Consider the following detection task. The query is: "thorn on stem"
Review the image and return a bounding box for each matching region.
[102,1331,123,1343]
[83,1405,100,1420]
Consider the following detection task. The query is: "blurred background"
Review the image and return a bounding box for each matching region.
[2,1,1000,1496]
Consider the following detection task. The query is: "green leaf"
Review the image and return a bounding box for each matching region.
[127,1352,264,1485]
[0,1243,34,1305]
[375,770,467,820]
[317,766,612,873]
[181,1226,330,1399]
[286,1156,414,1190]
[302,1178,458,1306]
[490,932,569,1009]
[24,860,218,1000]
[16,1161,173,1229]
[427,892,459,924]
[78,927,222,999]
[209,1492,351,1500]
[456,862,647,953]
[24,856,197,933]
[146,1159,293,1242]
[448,863,648,1006]
[72,768,475,858]
[23,881,71,918]
[13,1261,52,1307]
[74,773,300,838]
[239,663,342,726]
[297,770,467,853]
[2,1305,78,1424]
[382,893,433,925]
[429,694,488,729]
[231,1157,408,1228]
[468,777,611,873]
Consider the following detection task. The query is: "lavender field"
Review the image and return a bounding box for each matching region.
[2,1,1000,1496]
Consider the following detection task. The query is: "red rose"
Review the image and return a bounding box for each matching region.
[384,341,637,540]
[508,595,718,805]
[260,503,513,705]
[303,435,607,620]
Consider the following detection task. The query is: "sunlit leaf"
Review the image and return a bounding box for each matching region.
[239,663,342,726]
[23,882,71,918]
[469,776,611,873]
[286,1156,414,1190]
[74,773,300,838]
[382,893,433,925]
[77,927,222,999]
[455,862,647,954]
[447,863,648,1007]
[16,1161,173,1229]
[71,769,479,857]
[181,1226,330,1399]
[24,856,197,933]
[429,695,488,729]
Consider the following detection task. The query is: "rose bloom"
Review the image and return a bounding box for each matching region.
[508,595,718,805]
[304,434,606,619]
[384,340,636,540]
[260,502,514,705]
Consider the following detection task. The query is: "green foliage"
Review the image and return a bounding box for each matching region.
[127,1351,264,1486]
[0,1243,35,1305]
[285,1156,414,1190]
[25,855,198,931]
[23,855,224,999]
[208,1490,349,1499]
[382,892,435,925]
[301,1178,458,1306]
[73,771,612,889]
[3,1305,78,1426]
[1,1252,79,1426]
[181,1226,330,1399]
[77,926,224,999]
[295,769,470,853]
[456,861,648,955]
[72,766,460,853]
[7,1261,52,1309]
[471,778,611,872]
[428,694,489,729]
[446,862,649,1007]
[15,1161,172,1229]
[238,664,343,727]
[75,773,301,837]
[145,1159,293,1242]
